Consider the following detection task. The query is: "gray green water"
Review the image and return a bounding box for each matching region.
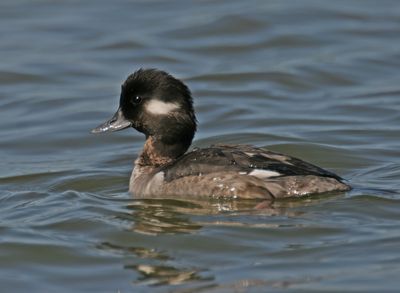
[1,0,400,292]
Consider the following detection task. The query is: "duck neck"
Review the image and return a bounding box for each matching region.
[136,135,190,167]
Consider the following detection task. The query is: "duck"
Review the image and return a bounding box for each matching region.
[92,68,351,199]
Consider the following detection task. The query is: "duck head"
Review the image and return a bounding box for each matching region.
[92,68,197,159]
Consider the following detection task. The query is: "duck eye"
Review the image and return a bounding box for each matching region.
[131,96,142,105]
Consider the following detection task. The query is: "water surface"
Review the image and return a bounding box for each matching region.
[1,0,400,292]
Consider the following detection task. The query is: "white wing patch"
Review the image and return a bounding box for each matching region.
[145,99,180,115]
[249,169,281,179]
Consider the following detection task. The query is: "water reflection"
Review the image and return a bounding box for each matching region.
[129,264,207,286]
[98,242,209,286]
[124,196,349,234]
[99,195,344,286]
[124,198,267,235]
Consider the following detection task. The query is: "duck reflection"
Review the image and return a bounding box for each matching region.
[102,195,342,286]
[123,197,314,235]
[128,264,206,286]
[98,242,210,286]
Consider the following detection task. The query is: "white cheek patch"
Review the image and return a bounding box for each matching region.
[249,169,281,179]
[145,99,180,115]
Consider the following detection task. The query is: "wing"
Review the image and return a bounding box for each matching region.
[161,144,343,183]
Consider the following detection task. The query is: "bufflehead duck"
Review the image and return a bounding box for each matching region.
[92,69,350,199]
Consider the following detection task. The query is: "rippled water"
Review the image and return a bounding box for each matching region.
[1,0,400,292]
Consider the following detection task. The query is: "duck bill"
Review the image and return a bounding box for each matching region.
[91,108,132,133]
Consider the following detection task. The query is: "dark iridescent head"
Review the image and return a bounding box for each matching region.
[92,69,197,157]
